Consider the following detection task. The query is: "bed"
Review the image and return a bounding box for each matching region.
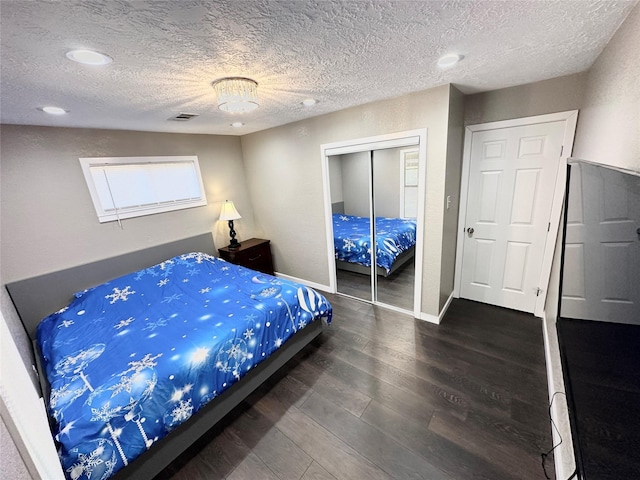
[6,234,332,480]
[332,213,416,277]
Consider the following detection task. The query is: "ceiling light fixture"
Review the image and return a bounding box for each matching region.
[212,77,259,114]
[65,49,113,66]
[230,122,244,127]
[41,106,67,115]
[437,53,464,68]
[301,98,318,107]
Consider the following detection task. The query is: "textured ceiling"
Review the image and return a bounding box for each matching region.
[1,0,637,135]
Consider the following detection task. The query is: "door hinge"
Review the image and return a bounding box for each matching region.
[536,287,543,297]
[560,145,564,157]
[548,222,551,232]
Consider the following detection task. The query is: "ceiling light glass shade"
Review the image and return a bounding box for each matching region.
[212,77,259,114]
[219,200,242,221]
[65,49,113,66]
[437,53,464,68]
[41,106,67,115]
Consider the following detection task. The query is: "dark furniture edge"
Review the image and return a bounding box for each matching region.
[556,163,585,479]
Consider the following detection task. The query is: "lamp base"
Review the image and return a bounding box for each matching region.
[228,220,240,249]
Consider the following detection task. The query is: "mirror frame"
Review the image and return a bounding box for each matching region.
[320,129,427,317]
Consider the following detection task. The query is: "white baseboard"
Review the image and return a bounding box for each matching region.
[274,272,332,294]
[542,312,577,479]
[418,292,454,325]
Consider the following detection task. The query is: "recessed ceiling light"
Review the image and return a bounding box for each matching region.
[437,53,464,68]
[301,98,318,107]
[41,106,67,115]
[231,122,244,127]
[65,49,113,66]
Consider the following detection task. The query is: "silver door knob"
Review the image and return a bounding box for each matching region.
[467,227,474,237]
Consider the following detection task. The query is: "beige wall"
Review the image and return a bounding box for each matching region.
[573,3,640,171]
[373,147,402,218]
[464,72,587,127]
[0,125,253,283]
[340,152,371,218]
[439,86,465,311]
[241,84,453,316]
[0,418,31,480]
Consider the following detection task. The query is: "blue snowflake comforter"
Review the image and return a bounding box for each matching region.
[36,252,332,480]
[333,214,417,274]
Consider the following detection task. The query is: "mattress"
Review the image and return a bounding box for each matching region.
[333,213,417,274]
[36,252,332,480]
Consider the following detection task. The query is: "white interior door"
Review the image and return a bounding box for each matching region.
[561,162,640,323]
[459,120,567,313]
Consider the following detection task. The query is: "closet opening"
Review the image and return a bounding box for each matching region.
[321,130,427,317]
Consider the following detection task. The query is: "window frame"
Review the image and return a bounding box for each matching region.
[399,148,419,219]
[79,155,208,223]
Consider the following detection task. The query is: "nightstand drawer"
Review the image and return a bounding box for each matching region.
[218,238,275,275]
[241,244,270,270]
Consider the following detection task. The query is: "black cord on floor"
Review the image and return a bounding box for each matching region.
[541,391,566,479]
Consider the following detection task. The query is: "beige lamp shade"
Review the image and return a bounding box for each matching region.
[219,200,241,221]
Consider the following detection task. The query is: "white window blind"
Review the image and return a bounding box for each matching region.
[80,156,207,223]
[400,149,419,218]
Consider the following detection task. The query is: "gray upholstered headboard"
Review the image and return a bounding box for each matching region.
[6,233,216,342]
[332,201,345,214]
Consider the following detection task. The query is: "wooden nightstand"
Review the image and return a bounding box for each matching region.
[218,238,274,275]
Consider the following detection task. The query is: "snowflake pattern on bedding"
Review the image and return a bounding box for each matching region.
[37,253,332,480]
[333,214,417,274]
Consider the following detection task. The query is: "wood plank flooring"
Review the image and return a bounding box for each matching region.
[337,261,414,311]
[156,295,554,480]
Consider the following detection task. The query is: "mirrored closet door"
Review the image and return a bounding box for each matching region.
[325,131,424,315]
[372,147,417,311]
[330,151,373,303]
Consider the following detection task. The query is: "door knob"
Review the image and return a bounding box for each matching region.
[467,227,474,237]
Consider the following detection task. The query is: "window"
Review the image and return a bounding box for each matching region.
[400,149,419,218]
[79,156,207,223]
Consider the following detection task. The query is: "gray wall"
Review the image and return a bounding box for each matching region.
[464,72,587,127]
[0,125,253,283]
[0,417,31,480]
[440,86,465,311]
[573,3,640,171]
[335,149,401,219]
[241,84,453,316]
[340,152,370,217]
[328,155,344,205]
[373,147,402,218]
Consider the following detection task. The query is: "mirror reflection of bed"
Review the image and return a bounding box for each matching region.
[329,147,418,311]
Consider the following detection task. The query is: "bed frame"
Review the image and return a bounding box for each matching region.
[6,233,325,479]
[335,246,415,277]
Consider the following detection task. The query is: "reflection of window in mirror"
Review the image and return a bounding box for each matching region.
[400,149,419,218]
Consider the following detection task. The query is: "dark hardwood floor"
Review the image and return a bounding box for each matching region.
[337,261,414,311]
[156,295,555,480]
